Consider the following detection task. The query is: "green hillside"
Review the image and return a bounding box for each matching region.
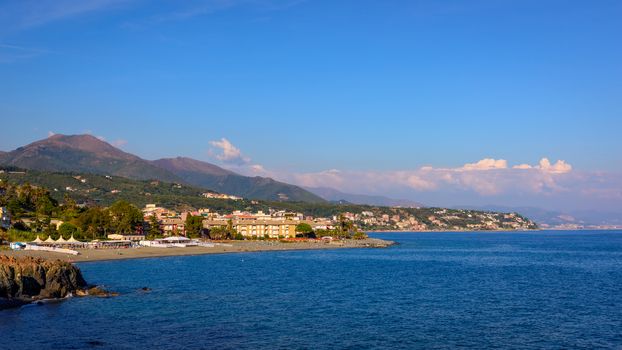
[0,168,538,232]
[0,134,325,203]
[0,134,182,182]
[152,157,326,203]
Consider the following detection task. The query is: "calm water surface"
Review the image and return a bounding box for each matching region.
[2,230,622,349]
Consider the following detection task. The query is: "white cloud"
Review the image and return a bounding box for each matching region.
[406,174,437,190]
[208,138,251,165]
[47,131,55,137]
[111,139,127,148]
[248,164,270,176]
[460,158,508,171]
[278,157,576,197]
[511,158,572,173]
[537,158,572,174]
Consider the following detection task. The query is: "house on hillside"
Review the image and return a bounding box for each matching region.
[161,217,185,236]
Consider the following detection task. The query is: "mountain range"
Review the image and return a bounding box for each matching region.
[457,205,622,227]
[152,157,323,203]
[0,134,180,182]
[0,134,324,203]
[305,187,424,207]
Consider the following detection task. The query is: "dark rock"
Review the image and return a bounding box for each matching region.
[86,340,106,347]
[83,286,119,298]
[0,255,87,310]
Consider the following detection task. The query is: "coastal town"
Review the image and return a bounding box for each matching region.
[0,171,539,245]
[137,203,539,238]
[0,171,542,260]
[1,201,537,244]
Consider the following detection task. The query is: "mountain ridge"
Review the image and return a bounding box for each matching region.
[0,134,324,203]
[0,134,182,182]
[154,157,325,203]
[455,205,622,227]
[306,186,424,207]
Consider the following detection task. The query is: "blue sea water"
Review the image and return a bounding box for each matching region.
[2,230,622,349]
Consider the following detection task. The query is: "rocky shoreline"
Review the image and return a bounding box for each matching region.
[0,255,115,310]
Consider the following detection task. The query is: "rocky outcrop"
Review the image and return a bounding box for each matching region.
[74,286,119,298]
[0,255,87,309]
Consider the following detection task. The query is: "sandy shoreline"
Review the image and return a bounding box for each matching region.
[1,238,396,263]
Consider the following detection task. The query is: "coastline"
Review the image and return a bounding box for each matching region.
[366,229,541,233]
[1,238,396,263]
[368,228,622,233]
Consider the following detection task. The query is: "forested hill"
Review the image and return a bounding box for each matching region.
[0,168,538,231]
[0,134,324,203]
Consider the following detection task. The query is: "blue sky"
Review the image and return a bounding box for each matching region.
[1,0,621,212]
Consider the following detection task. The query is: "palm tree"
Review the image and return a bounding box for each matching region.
[338,214,354,238]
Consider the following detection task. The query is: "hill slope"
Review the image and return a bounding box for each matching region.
[0,134,181,182]
[0,168,538,231]
[153,157,325,203]
[0,134,325,203]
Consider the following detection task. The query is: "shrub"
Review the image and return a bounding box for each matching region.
[58,222,80,239]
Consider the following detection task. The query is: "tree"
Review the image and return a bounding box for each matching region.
[108,200,143,234]
[0,229,7,244]
[58,222,79,239]
[76,207,111,240]
[207,226,228,240]
[338,214,354,238]
[207,224,237,240]
[43,221,58,240]
[147,214,162,239]
[295,222,314,238]
[30,218,43,233]
[35,191,57,218]
[185,214,204,238]
[7,198,22,219]
[353,231,368,240]
[61,194,79,221]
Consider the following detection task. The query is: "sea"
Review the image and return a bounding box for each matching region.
[2,230,622,349]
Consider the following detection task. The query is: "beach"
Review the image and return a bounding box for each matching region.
[1,238,395,263]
